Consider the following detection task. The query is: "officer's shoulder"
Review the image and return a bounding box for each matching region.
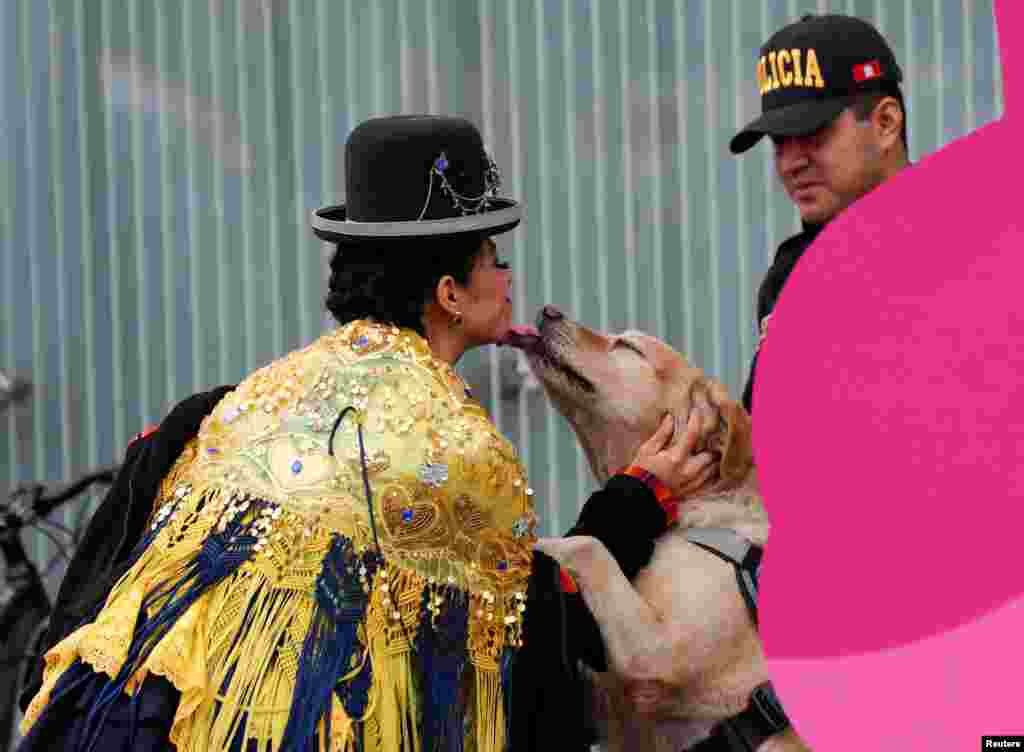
[773,227,816,260]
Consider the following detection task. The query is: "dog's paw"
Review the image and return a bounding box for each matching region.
[535,535,608,585]
[534,534,596,565]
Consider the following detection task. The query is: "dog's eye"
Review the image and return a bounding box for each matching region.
[614,339,645,358]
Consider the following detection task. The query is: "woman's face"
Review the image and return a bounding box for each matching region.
[458,237,514,347]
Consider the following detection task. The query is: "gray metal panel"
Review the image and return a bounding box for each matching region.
[0,1,1004,563]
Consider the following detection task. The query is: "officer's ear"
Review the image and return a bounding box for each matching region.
[873,96,904,152]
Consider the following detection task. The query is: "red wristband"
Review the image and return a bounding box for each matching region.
[559,568,579,593]
[620,465,681,526]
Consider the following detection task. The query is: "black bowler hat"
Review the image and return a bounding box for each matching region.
[730,14,903,154]
[311,115,521,243]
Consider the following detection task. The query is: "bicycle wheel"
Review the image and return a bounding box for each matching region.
[0,580,50,752]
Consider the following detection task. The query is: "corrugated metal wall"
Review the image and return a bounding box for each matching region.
[1,1,1004,557]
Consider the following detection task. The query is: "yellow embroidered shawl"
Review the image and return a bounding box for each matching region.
[23,320,537,752]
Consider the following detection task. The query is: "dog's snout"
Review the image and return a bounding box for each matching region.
[540,305,564,324]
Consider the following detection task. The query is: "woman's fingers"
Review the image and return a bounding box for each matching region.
[672,412,702,459]
[675,453,717,496]
[639,412,675,454]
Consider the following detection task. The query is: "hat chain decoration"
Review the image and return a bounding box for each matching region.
[417,150,503,221]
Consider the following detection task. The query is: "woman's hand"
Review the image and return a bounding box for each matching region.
[630,413,716,498]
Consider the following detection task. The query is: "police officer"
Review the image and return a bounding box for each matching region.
[731,14,911,414]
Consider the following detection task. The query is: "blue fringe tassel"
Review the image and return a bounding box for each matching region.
[278,535,380,752]
[500,647,515,752]
[337,645,374,720]
[414,587,469,752]
[333,549,382,723]
[77,506,259,752]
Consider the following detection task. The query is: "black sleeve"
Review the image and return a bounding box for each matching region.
[742,349,758,414]
[567,474,665,581]
[744,264,776,416]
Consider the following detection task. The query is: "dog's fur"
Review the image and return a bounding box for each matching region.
[524,313,810,752]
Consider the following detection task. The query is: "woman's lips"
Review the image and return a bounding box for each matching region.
[499,324,540,350]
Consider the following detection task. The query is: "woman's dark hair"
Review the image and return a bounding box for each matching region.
[325,233,486,335]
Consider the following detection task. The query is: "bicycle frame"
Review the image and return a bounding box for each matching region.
[0,469,116,752]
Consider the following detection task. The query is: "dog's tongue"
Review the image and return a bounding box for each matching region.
[500,324,541,350]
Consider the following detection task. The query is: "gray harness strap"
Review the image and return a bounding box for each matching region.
[685,527,762,628]
[682,528,788,752]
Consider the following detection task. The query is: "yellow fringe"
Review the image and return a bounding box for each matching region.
[473,667,504,752]
[361,647,420,752]
[358,563,424,752]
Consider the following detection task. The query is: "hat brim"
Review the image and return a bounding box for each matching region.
[729,97,850,154]
[311,199,522,244]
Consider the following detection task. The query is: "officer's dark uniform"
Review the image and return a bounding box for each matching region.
[741,222,823,413]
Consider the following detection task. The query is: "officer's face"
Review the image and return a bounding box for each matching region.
[773,107,889,224]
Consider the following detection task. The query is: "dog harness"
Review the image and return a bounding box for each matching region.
[684,528,791,752]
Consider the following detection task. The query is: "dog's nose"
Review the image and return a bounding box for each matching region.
[541,305,564,322]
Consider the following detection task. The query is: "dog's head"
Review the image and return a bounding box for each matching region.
[505,306,753,490]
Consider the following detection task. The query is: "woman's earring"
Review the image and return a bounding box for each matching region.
[452,311,463,327]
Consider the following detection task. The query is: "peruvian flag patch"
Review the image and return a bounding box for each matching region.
[853,59,882,82]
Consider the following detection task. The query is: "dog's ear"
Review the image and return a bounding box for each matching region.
[707,380,754,486]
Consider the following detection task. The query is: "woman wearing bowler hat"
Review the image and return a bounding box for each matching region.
[18,115,707,752]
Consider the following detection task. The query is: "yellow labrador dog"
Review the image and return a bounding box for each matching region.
[503,307,810,752]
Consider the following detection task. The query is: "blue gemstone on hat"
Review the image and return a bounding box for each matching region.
[207,447,219,455]
[402,508,414,523]
[498,560,508,571]
[356,335,369,348]
[435,154,449,172]
[291,459,303,474]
